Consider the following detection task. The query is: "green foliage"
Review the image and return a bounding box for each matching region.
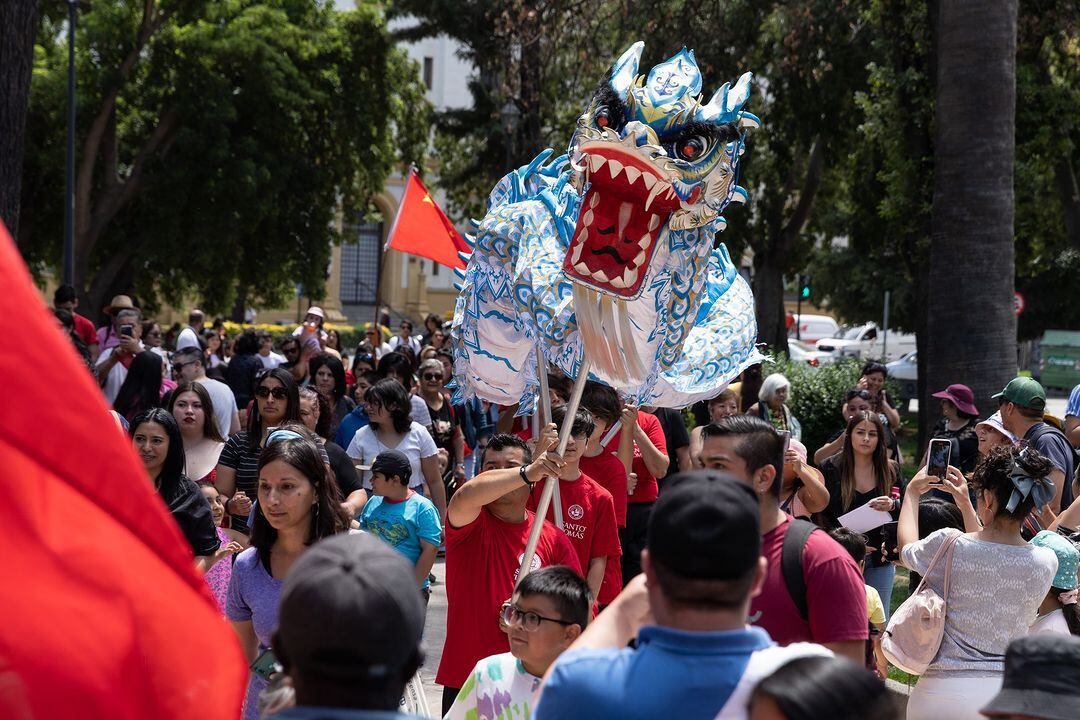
[762,355,899,458]
[19,1,430,315]
[220,320,389,352]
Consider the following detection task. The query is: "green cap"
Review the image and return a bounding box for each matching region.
[992,377,1046,411]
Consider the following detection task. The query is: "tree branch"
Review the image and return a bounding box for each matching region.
[776,135,825,257]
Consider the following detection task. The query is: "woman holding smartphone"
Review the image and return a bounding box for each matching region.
[226,425,351,720]
[818,411,904,618]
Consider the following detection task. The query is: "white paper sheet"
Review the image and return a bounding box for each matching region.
[837,501,893,533]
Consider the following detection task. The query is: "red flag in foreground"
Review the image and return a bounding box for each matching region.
[0,222,246,718]
[386,168,470,269]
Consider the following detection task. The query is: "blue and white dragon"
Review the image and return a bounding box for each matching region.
[450,42,762,412]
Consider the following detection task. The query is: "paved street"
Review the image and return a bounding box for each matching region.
[418,558,449,717]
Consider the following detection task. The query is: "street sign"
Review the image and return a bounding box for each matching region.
[1014,291,1025,317]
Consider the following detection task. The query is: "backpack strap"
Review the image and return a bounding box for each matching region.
[1027,424,1080,468]
[782,519,817,621]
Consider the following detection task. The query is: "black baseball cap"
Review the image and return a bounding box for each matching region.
[371,449,412,483]
[276,533,424,682]
[647,471,761,580]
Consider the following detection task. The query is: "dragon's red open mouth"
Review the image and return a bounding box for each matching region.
[564,141,688,298]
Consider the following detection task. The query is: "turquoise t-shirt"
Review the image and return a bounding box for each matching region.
[359,492,442,587]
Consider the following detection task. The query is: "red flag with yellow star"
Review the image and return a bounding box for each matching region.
[385,169,469,270]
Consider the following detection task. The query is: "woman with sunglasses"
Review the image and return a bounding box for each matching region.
[418,358,465,492]
[141,320,171,376]
[216,368,303,532]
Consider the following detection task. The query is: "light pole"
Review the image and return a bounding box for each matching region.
[500,100,520,171]
[62,1,87,288]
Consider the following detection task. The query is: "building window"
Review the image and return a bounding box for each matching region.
[423,57,434,90]
[339,219,383,305]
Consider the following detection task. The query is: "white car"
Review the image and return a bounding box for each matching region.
[788,340,835,369]
[815,322,916,362]
[886,351,918,405]
[787,314,840,344]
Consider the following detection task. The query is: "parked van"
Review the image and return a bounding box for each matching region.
[787,314,840,344]
[816,322,916,363]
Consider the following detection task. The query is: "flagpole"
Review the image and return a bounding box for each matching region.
[375,164,419,331]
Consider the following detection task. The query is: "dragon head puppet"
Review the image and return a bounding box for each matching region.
[450,42,762,411]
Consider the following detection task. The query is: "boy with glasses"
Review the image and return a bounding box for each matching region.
[445,566,589,720]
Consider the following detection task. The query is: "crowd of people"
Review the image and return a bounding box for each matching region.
[55,282,1080,720]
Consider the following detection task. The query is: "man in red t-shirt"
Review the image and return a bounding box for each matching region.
[437,433,581,715]
[53,284,98,360]
[606,404,668,586]
[528,407,622,605]
[699,415,868,664]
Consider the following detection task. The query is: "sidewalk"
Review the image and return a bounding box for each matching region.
[419,558,449,717]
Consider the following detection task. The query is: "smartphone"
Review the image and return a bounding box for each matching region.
[250,648,280,680]
[120,324,134,338]
[927,438,951,483]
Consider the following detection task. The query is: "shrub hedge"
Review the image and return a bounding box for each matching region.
[219,321,391,354]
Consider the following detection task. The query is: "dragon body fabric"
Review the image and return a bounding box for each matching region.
[450,42,763,412]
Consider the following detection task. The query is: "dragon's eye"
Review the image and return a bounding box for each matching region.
[595,106,611,129]
[677,135,709,161]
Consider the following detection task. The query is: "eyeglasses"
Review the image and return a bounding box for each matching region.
[422,373,443,382]
[282,345,300,354]
[173,361,196,372]
[499,603,573,632]
[255,386,288,399]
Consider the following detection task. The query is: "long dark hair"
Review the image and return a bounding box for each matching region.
[166,381,225,442]
[247,368,301,451]
[364,378,412,434]
[249,425,350,567]
[114,351,164,421]
[835,411,897,509]
[298,386,333,440]
[130,409,187,499]
[377,351,416,388]
[309,352,347,401]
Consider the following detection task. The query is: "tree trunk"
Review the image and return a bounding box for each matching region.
[753,257,788,352]
[518,1,542,159]
[0,0,39,237]
[230,285,247,323]
[925,0,1018,430]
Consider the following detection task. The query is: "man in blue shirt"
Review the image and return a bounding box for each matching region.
[534,472,778,719]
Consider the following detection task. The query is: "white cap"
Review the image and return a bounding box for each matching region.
[305,306,325,319]
[976,411,1018,444]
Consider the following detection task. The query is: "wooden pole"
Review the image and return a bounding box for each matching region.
[535,347,563,529]
[517,353,589,581]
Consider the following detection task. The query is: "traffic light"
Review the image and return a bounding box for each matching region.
[800,275,812,300]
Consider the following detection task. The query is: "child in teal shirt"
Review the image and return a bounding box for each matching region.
[359,449,442,594]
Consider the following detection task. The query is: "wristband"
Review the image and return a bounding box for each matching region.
[519,465,536,489]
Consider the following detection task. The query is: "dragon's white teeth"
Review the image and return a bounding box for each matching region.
[624,166,641,185]
[648,214,660,231]
[593,269,610,283]
[570,243,583,264]
[610,275,627,289]
[588,192,599,209]
[587,154,605,173]
[622,267,639,288]
[641,173,656,190]
[617,202,633,236]
[645,182,667,213]
[583,209,595,226]
[607,159,624,180]
[574,262,591,275]
[637,233,652,250]
[632,250,646,268]
[665,187,677,201]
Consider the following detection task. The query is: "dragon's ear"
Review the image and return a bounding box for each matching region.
[697,72,754,124]
[609,41,644,98]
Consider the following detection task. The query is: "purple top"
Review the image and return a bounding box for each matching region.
[227,547,284,720]
[205,527,232,612]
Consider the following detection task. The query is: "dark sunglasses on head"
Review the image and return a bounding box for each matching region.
[255,386,288,399]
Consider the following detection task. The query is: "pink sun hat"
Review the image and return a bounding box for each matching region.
[932,383,979,417]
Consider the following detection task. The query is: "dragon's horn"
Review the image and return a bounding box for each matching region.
[610,41,644,98]
[697,72,754,124]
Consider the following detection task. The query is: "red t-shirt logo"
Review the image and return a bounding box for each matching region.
[567,504,585,521]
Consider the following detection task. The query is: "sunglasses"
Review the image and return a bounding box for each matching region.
[255,386,288,399]
[173,361,196,372]
[499,603,573,632]
[422,373,443,382]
